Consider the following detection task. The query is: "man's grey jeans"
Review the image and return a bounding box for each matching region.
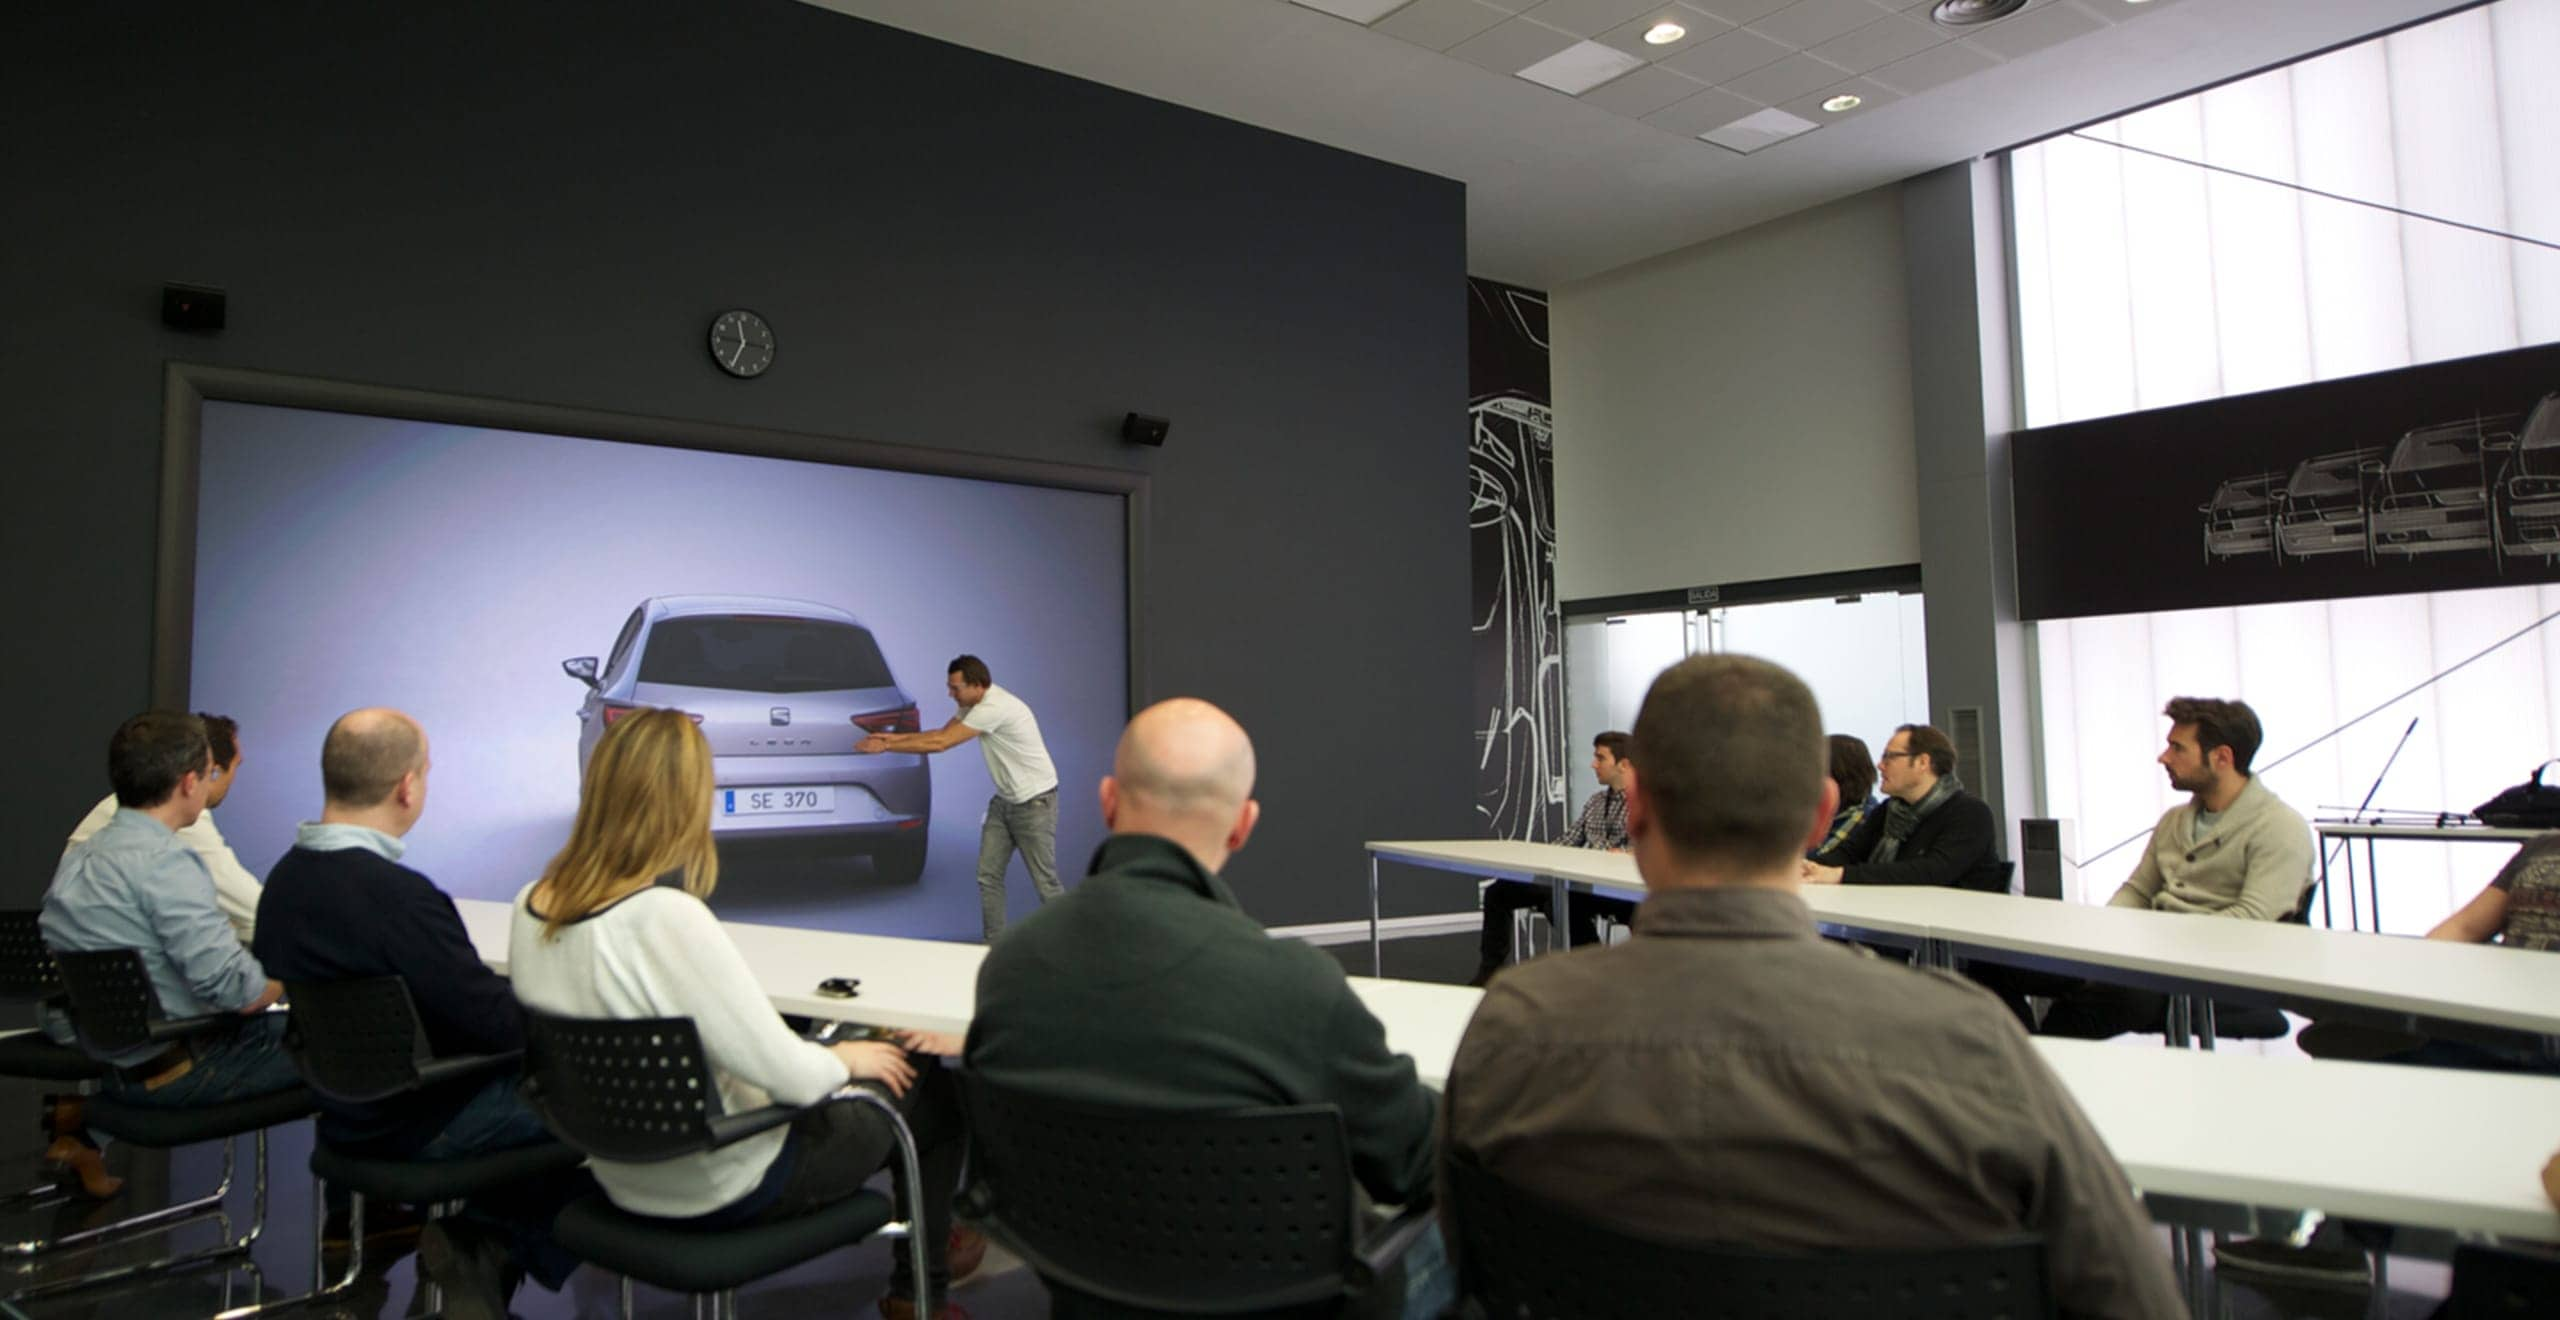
[978,789,1062,941]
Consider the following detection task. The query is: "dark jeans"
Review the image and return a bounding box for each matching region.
[363,1070,590,1292]
[1962,964,2171,1039]
[2297,1020,2560,1075]
[696,1063,966,1298]
[102,1012,302,1107]
[1474,882,1635,975]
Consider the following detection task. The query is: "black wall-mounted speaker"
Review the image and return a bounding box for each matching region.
[161,283,226,332]
[1120,412,1170,447]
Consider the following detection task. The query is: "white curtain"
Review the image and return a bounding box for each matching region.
[2009,0,2560,931]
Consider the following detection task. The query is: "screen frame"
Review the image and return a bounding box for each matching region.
[154,362,1149,718]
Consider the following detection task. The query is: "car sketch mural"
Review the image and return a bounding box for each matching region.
[2200,390,2554,575]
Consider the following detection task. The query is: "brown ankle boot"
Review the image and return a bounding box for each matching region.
[42,1096,120,1200]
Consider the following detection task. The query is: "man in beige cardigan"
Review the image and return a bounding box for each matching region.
[2035,696,2313,1038]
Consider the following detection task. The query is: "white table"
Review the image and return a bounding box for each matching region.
[2312,821,2541,932]
[458,896,1474,1058]
[1364,840,2560,1048]
[456,898,2560,1257]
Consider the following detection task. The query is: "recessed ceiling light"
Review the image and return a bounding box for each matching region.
[1518,40,1649,95]
[1643,21,1687,45]
[1929,0,2029,26]
[1821,93,1863,112]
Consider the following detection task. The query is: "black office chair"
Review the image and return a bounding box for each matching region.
[956,1075,1436,1317]
[285,976,585,1300]
[0,911,113,1219]
[2445,1243,2560,1317]
[21,947,319,1308]
[520,1008,929,1320]
[1442,1149,2054,1320]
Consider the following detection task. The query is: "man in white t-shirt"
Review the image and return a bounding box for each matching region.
[856,654,1062,940]
[64,711,261,944]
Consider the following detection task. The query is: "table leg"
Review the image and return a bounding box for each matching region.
[1549,875,1571,951]
[1368,854,1382,977]
[2165,996,2193,1049]
[2318,838,2334,929]
[2195,998,2218,1052]
[2344,840,2361,931]
[2365,838,2382,933]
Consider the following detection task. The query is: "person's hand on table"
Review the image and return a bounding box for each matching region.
[893,1029,964,1058]
[1799,860,1844,885]
[831,1040,917,1096]
[2543,1149,2560,1213]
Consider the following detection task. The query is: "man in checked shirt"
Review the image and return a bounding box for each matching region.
[1469,732,1638,985]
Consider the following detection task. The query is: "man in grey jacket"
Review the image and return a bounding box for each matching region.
[1445,656,2183,1320]
[2034,696,2313,1038]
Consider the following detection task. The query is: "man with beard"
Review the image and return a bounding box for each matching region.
[2030,697,2313,1038]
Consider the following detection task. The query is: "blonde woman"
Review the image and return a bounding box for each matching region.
[507,709,979,1320]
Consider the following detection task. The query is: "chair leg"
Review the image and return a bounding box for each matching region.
[842,1087,933,1320]
[0,1128,238,1258]
[620,1274,638,1320]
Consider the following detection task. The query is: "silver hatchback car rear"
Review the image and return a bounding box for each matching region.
[562,595,931,882]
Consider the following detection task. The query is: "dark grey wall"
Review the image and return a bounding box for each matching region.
[0,0,1477,925]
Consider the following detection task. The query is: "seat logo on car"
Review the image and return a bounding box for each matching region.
[770,707,791,726]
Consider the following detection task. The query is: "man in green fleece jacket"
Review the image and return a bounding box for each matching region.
[2035,695,2313,1038]
[966,698,1440,1316]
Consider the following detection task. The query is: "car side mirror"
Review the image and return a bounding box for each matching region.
[562,656,601,689]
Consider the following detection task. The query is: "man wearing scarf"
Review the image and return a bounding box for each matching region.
[1800,724,2006,892]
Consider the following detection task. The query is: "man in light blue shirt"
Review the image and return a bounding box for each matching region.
[43,711,296,1107]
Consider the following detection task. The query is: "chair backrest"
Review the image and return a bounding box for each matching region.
[1444,1150,2054,1320]
[0,911,66,1004]
[51,947,171,1057]
[285,977,436,1104]
[519,1009,729,1163]
[2447,1243,2560,1318]
[959,1075,1359,1314]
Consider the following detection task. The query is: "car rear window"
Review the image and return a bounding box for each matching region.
[637,616,894,693]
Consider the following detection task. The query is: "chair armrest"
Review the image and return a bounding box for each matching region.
[414,1050,522,1090]
[701,1103,801,1151]
[1349,1200,1439,1295]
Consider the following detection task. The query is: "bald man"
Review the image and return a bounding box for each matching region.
[966,700,1442,1311]
[252,710,585,1311]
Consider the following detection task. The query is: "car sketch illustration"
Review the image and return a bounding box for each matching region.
[2275,449,2384,562]
[562,595,930,882]
[2369,416,2508,558]
[2497,393,2560,561]
[2199,472,2285,563]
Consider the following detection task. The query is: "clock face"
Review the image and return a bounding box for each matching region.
[709,310,775,378]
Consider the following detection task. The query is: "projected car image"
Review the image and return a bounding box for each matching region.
[2498,393,2560,561]
[2275,449,2384,561]
[2370,417,2506,558]
[562,595,930,882]
[2199,472,2284,563]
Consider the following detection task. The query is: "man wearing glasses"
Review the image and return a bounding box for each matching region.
[1799,724,2006,892]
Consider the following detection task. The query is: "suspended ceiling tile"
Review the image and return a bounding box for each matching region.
[1749,0,1899,50]
[1806,12,1949,73]
[1449,16,1586,73]
[1722,51,1852,103]
[1375,0,1515,50]
[1592,3,1735,58]
[1866,36,2001,93]
[1642,82,1765,135]
[1577,61,1706,116]
[1520,0,1672,37]
[1962,0,2109,59]
[1664,24,1792,81]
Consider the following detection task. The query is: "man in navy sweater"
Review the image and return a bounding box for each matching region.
[254,708,579,1319]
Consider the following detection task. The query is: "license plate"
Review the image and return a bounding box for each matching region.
[721,786,835,817]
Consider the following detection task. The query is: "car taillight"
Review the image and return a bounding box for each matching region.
[602,704,703,726]
[853,705,920,735]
